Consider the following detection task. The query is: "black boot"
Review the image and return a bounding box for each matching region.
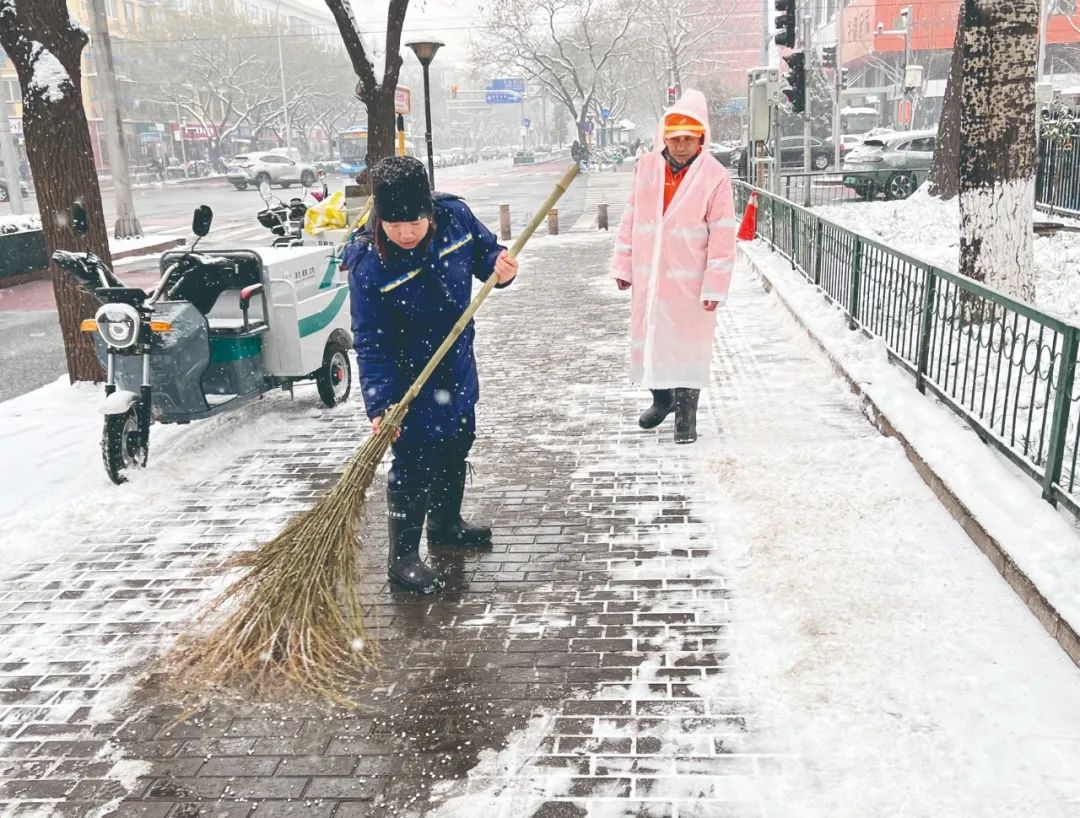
[387,488,446,594]
[638,389,675,429]
[427,460,492,548]
[673,388,700,444]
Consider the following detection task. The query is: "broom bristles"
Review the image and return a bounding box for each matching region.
[168,413,403,702]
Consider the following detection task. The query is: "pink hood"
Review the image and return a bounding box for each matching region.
[654,89,712,150]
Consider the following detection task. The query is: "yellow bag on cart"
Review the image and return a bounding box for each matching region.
[304,191,347,235]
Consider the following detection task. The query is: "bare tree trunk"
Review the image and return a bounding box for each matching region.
[365,87,397,170]
[0,0,110,382]
[929,3,965,200]
[323,0,408,174]
[958,0,1038,302]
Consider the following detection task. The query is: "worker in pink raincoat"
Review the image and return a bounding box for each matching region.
[610,89,736,444]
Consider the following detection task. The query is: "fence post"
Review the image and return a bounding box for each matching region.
[848,237,863,331]
[1043,327,1079,504]
[915,271,938,394]
[789,204,797,270]
[813,218,824,286]
[769,195,776,249]
[499,204,511,240]
[547,208,559,235]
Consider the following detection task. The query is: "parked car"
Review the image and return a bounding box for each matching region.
[777,136,838,170]
[0,179,29,203]
[841,129,937,200]
[479,145,500,160]
[225,151,318,191]
[710,141,745,171]
[840,134,864,153]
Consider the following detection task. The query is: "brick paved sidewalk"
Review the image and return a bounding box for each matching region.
[4,221,1080,816]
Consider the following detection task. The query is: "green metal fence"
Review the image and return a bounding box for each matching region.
[736,180,1080,517]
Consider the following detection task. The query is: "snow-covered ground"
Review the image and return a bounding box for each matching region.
[816,190,1080,325]
[431,249,1080,817]
[0,375,331,569]
[0,213,42,234]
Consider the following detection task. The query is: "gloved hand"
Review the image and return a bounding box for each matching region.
[616,279,631,291]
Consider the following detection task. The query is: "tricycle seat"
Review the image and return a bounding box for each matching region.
[205,287,266,334]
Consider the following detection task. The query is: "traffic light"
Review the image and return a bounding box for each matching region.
[840,67,850,88]
[783,50,806,114]
[666,85,677,105]
[450,84,459,99]
[774,0,796,49]
[821,45,837,69]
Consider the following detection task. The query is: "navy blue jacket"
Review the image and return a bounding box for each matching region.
[344,195,508,445]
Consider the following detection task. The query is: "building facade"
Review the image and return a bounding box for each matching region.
[0,0,337,174]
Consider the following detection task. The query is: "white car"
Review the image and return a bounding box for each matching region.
[226,151,318,191]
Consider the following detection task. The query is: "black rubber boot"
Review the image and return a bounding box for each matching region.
[387,488,446,594]
[673,388,700,444]
[638,389,675,429]
[427,460,492,548]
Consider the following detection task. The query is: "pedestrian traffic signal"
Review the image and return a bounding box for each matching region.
[450,84,459,99]
[667,85,677,105]
[783,50,806,114]
[774,0,796,49]
[821,45,837,69]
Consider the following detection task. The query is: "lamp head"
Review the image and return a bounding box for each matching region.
[406,40,444,67]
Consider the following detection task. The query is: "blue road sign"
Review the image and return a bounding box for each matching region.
[601,108,610,121]
[486,77,525,105]
[522,118,531,129]
[486,90,523,104]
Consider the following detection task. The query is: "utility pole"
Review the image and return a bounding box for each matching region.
[833,11,843,170]
[275,0,292,155]
[0,114,24,216]
[761,0,771,65]
[88,0,141,238]
[803,12,813,192]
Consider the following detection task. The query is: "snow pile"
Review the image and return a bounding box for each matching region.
[0,376,327,569]
[28,43,73,104]
[816,189,1080,324]
[0,213,42,234]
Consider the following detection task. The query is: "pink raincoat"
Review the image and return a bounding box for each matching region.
[610,90,736,389]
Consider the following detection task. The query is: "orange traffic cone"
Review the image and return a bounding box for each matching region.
[737,192,758,241]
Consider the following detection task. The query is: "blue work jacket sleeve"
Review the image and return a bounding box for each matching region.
[469,210,513,289]
[348,255,399,421]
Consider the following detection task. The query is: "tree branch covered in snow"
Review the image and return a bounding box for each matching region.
[474,0,643,142]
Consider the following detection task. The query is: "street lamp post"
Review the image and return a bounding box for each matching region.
[406,40,444,188]
[876,6,912,130]
[275,0,292,155]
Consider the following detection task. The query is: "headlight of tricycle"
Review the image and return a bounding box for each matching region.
[95,303,140,349]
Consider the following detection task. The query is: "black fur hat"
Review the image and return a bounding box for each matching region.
[372,156,433,222]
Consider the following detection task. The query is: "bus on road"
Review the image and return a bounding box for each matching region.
[337,126,368,177]
[336,126,416,177]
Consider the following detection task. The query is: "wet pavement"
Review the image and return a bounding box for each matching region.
[6,169,1080,816]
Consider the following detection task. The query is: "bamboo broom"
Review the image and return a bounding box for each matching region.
[170,163,581,702]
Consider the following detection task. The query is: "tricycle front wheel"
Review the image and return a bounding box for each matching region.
[102,407,149,484]
[317,337,352,407]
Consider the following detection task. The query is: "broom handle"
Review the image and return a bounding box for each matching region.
[391,163,580,415]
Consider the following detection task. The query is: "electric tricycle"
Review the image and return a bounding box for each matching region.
[54,202,354,484]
